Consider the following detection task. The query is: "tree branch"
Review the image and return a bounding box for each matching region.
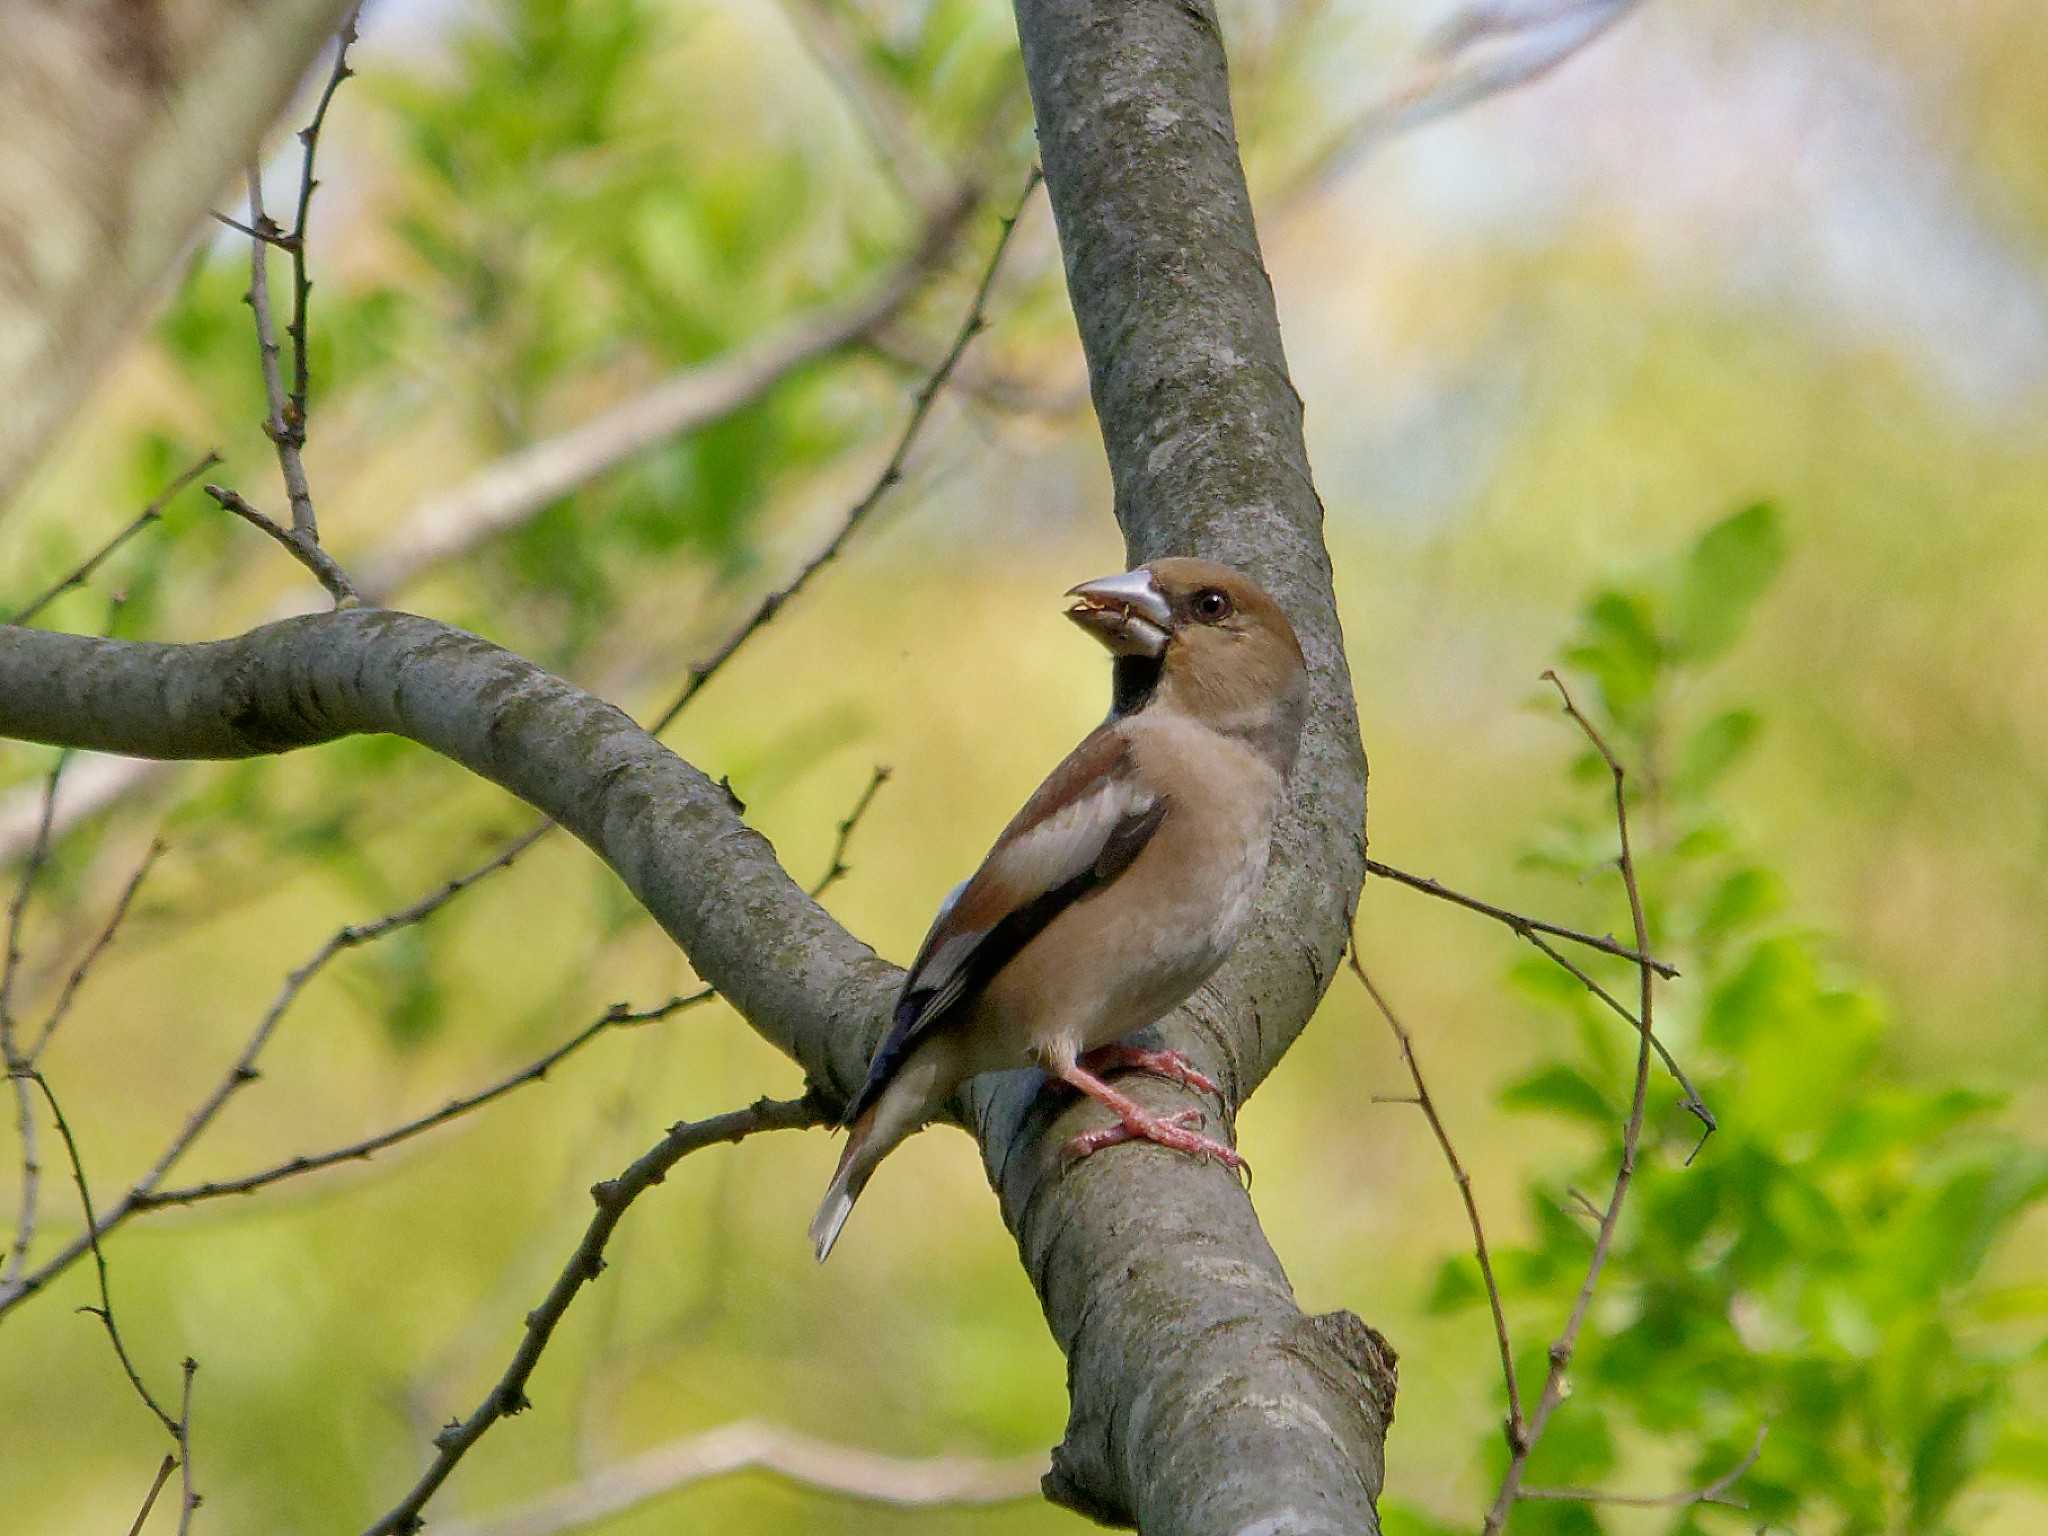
[1,9,1384,1530]
[1520,1423,1765,1509]
[426,1420,1046,1536]
[204,481,360,606]
[960,4,1385,1529]
[0,0,364,504]
[1483,670,1660,1532]
[5,452,219,627]
[349,188,978,605]
[1349,953,1525,1449]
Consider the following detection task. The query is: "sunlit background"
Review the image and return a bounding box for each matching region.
[2,1,2043,1532]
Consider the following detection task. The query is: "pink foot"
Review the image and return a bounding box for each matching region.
[1077,1043,1221,1099]
[1050,1060,1249,1177]
[1062,1106,1247,1175]
[1064,1106,1207,1160]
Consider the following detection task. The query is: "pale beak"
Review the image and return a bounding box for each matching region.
[1065,568,1171,657]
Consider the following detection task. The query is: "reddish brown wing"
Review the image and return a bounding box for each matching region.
[841,726,1167,1123]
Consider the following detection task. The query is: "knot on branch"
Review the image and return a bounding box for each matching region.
[1300,1309,1400,1431]
[1042,1442,1135,1529]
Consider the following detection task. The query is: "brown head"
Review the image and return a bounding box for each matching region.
[1065,557,1309,773]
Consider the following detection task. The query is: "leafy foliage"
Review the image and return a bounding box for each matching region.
[1426,505,2046,1534]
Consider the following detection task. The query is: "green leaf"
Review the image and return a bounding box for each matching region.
[1910,1391,1996,1526]
[1677,708,1762,794]
[1672,501,1786,661]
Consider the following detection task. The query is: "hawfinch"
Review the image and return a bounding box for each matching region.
[811,558,1309,1260]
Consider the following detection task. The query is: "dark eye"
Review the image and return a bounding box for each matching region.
[1191,588,1233,623]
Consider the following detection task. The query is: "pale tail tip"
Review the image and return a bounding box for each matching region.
[809,1188,854,1263]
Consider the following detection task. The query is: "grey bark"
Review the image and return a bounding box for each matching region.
[0,0,1390,1528]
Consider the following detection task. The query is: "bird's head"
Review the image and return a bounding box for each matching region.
[1065,557,1309,770]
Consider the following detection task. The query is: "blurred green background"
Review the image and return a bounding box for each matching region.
[1,1,2043,1532]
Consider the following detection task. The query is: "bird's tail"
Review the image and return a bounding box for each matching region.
[809,1104,880,1263]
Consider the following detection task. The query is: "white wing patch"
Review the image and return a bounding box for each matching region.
[988,778,1154,902]
[904,777,1154,1009]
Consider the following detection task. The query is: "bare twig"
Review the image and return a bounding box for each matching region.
[1522,1424,1766,1509]
[5,452,219,626]
[137,758,886,1198]
[124,1454,178,1536]
[1482,669,1659,1532]
[363,1096,827,1536]
[1,750,67,1287]
[0,826,542,1318]
[19,761,887,1253]
[812,765,891,902]
[176,1357,200,1535]
[241,165,319,544]
[135,991,714,1210]
[0,178,993,861]
[285,8,362,441]
[1361,856,1710,1133]
[428,1420,1047,1536]
[1348,949,1525,1449]
[23,1069,180,1434]
[647,166,1043,734]
[1520,926,1713,1140]
[348,189,977,604]
[1282,0,1645,206]
[204,481,360,607]
[1364,858,1675,976]
[28,837,165,1061]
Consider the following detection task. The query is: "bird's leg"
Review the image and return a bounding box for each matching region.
[1051,1060,1247,1173]
[1076,1042,1221,1098]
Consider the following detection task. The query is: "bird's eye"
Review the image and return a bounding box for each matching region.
[1191,589,1234,623]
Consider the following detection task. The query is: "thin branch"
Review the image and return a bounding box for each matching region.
[241,164,319,543]
[285,7,362,440]
[1364,858,1676,977]
[811,765,891,902]
[204,482,359,606]
[1521,1424,1766,1509]
[1,750,67,1288]
[1361,855,1710,1133]
[28,837,166,1061]
[5,452,219,626]
[0,825,543,1318]
[1281,0,1644,206]
[1483,669,1660,1532]
[362,1095,826,1536]
[1520,925,1713,1140]
[0,184,986,861]
[1348,949,1525,1449]
[647,165,1043,734]
[124,1454,178,1536]
[176,1357,200,1536]
[22,1069,180,1434]
[347,188,978,604]
[428,1420,1047,1536]
[135,991,713,1210]
[136,762,886,1207]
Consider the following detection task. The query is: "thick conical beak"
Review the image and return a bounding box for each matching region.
[1065,568,1171,657]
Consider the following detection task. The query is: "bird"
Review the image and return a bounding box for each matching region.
[810,557,1310,1261]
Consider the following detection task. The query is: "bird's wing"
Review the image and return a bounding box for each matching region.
[841,725,1169,1124]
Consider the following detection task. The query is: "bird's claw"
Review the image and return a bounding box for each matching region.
[1062,1105,1247,1175]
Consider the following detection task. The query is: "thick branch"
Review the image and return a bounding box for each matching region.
[0,613,895,1098]
[965,3,1383,1530]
